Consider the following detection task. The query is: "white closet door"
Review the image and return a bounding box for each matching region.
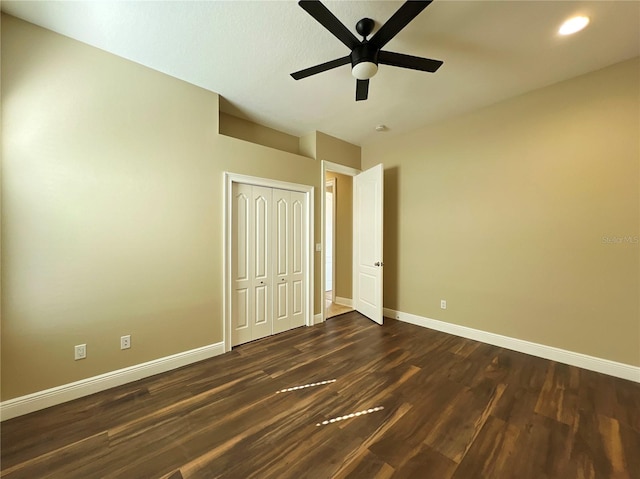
[251,186,272,341]
[289,191,306,329]
[272,189,291,334]
[272,189,307,334]
[231,183,272,346]
[232,182,306,346]
[232,183,252,346]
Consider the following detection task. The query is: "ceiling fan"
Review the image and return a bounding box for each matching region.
[290,0,444,101]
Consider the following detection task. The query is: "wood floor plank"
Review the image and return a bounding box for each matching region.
[618,420,640,478]
[0,433,110,479]
[163,470,184,479]
[2,313,639,478]
[535,361,580,426]
[512,413,574,479]
[422,382,506,463]
[334,450,395,479]
[391,443,457,479]
[596,415,638,479]
[612,377,640,433]
[367,378,465,468]
[451,415,521,479]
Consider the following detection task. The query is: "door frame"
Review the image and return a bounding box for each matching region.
[224,172,314,352]
[320,161,361,322]
[325,178,336,302]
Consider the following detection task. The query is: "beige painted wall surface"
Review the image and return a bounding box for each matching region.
[298,132,317,160]
[219,112,300,155]
[1,15,322,400]
[325,172,353,300]
[316,131,361,170]
[363,57,640,366]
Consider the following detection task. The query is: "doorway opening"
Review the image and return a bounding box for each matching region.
[325,178,335,299]
[321,161,358,320]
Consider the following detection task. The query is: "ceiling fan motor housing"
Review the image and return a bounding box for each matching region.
[351,42,379,67]
[351,42,379,79]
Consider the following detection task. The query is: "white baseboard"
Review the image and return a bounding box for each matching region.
[335,296,353,308]
[0,342,225,421]
[313,313,323,325]
[384,308,639,383]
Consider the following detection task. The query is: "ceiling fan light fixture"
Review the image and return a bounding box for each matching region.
[291,0,443,101]
[352,61,378,80]
[559,16,590,35]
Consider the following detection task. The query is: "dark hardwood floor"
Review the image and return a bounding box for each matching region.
[2,312,639,478]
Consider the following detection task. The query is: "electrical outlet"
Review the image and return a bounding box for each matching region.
[440,300,447,310]
[120,335,131,350]
[74,344,86,360]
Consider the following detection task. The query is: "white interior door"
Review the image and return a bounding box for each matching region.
[353,164,384,325]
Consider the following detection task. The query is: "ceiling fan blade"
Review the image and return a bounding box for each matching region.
[291,56,351,80]
[356,79,369,101]
[378,50,443,72]
[369,0,432,49]
[298,0,359,50]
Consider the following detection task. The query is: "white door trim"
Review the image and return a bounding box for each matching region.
[325,178,336,302]
[224,172,314,353]
[320,161,361,322]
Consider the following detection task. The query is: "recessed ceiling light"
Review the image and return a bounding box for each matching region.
[375,125,388,132]
[559,16,590,35]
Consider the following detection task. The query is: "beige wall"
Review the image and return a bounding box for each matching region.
[299,132,317,160]
[325,172,353,300]
[219,112,301,156]
[316,132,361,170]
[363,57,640,366]
[1,15,328,399]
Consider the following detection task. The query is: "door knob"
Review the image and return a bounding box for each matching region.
[375,262,384,267]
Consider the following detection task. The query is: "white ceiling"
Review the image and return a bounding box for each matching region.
[3,1,639,146]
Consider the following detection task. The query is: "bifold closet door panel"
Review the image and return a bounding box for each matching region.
[273,189,307,334]
[250,186,272,341]
[231,184,273,346]
[231,182,252,346]
[272,189,291,334]
[289,191,306,329]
